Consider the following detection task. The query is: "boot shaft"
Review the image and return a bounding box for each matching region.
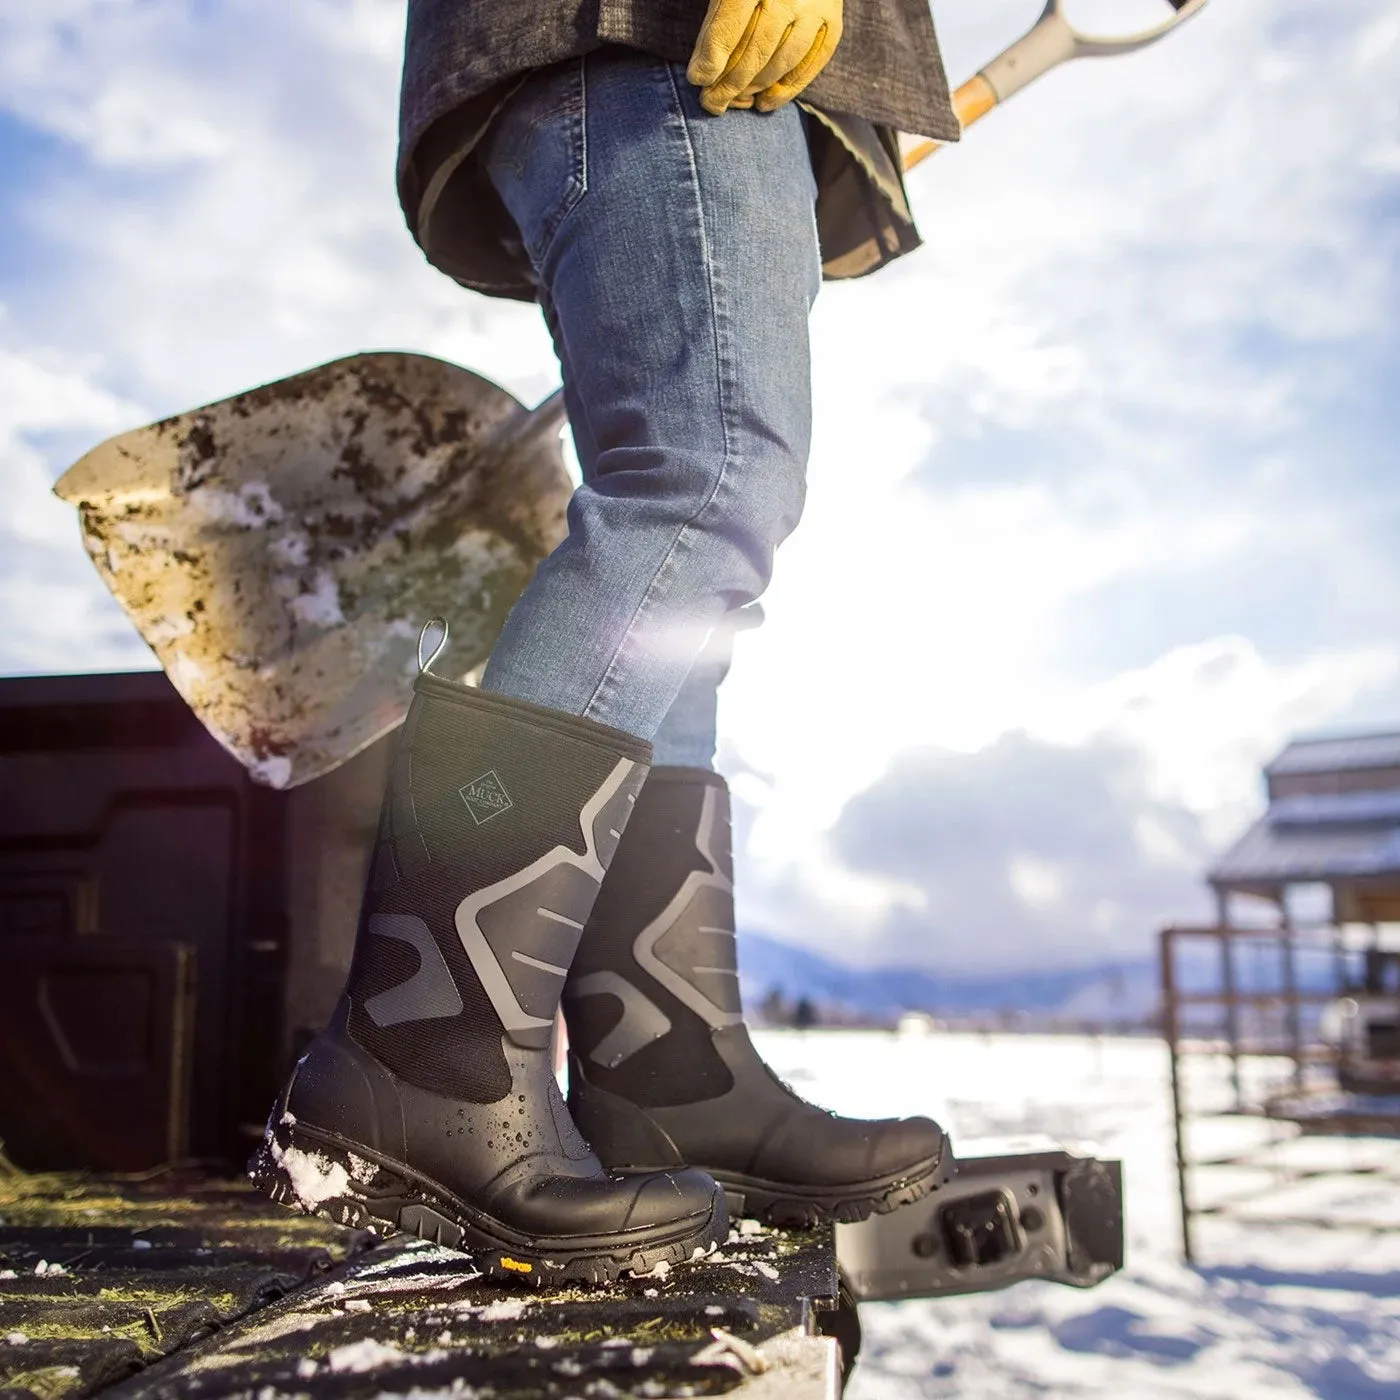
[561,769,954,1229]
[346,673,650,1102]
[564,767,744,1106]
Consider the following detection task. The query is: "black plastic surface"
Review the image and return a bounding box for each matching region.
[0,672,287,1168]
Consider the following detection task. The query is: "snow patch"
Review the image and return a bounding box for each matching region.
[295,1358,318,1379]
[5,1333,27,1346]
[752,1260,780,1282]
[286,570,345,628]
[326,1338,409,1373]
[248,754,293,789]
[192,482,285,529]
[375,1386,483,1400]
[471,1298,530,1323]
[271,1140,351,1208]
[270,532,310,567]
[264,1132,373,1210]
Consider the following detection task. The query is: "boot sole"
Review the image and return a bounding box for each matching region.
[707,1140,957,1228]
[247,1119,726,1289]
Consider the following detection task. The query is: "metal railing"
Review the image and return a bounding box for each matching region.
[1160,922,1400,1262]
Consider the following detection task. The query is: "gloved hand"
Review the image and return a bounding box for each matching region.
[687,0,844,116]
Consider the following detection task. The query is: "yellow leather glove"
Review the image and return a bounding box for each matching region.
[687,0,844,116]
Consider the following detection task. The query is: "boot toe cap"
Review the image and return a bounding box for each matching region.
[754,1109,947,1188]
[621,1166,725,1232]
[486,1164,722,1240]
[868,1114,947,1179]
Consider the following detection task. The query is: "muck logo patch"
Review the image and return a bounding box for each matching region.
[460,769,513,825]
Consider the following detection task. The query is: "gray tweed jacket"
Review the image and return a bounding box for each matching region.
[397,2,961,300]
[401,1,959,156]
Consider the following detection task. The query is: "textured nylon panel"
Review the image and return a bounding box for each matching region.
[566,769,741,1107]
[346,678,647,1103]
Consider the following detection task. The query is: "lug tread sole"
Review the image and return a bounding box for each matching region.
[247,1130,722,1289]
[711,1141,958,1228]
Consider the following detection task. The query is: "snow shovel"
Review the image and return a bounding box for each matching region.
[901,0,1210,170]
[54,0,1209,790]
[54,354,571,787]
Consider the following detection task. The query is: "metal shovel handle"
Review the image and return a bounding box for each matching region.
[495,388,567,457]
[903,0,1210,171]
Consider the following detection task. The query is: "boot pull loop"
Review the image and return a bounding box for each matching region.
[417,616,449,676]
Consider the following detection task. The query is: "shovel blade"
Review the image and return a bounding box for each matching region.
[55,352,571,787]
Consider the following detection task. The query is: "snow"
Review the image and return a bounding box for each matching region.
[747,1029,1400,1399]
[265,1119,377,1210]
[453,1297,530,1323]
[325,1338,410,1372]
[285,569,345,628]
[248,754,293,789]
[269,1137,352,1209]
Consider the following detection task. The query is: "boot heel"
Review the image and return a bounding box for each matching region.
[247,1113,394,1236]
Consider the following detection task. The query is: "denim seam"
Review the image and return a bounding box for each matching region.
[528,62,589,267]
[545,56,601,465]
[579,63,736,729]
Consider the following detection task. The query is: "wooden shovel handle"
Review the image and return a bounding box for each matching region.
[901,75,999,173]
[901,0,1208,173]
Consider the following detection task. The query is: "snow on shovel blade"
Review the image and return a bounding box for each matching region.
[54,352,571,788]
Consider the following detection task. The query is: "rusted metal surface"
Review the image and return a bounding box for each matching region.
[1,1171,842,1400]
[117,1225,841,1399]
[54,354,571,789]
[0,1169,364,1400]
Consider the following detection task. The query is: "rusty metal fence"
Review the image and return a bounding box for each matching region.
[1160,923,1400,1262]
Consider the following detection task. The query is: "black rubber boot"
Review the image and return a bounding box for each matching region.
[249,678,726,1286]
[563,766,954,1227]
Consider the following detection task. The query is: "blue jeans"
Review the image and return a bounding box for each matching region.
[478,48,819,768]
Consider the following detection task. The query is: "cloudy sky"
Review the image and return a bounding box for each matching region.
[3,1,1397,975]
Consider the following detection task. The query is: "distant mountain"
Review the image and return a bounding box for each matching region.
[736,928,1353,1026]
[735,931,1158,1021]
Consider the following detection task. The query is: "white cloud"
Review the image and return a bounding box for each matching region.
[718,0,1400,967]
[1,0,1397,970]
[730,633,1399,971]
[1036,635,1400,845]
[0,340,154,672]
[1008,854,1066,910]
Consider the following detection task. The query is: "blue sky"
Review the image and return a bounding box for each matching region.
[2,1,1398,974]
